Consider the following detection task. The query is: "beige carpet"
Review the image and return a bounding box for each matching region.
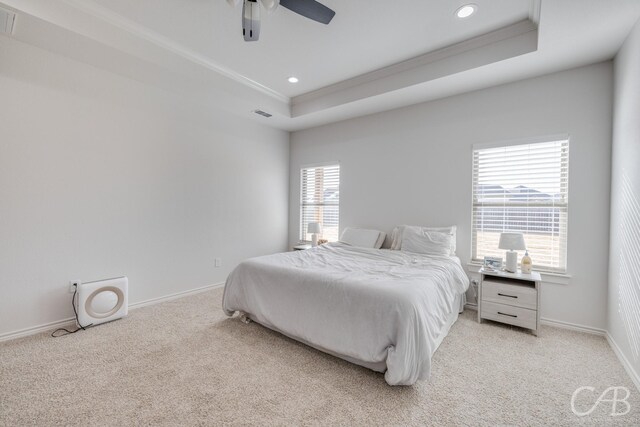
[1,287,638,426]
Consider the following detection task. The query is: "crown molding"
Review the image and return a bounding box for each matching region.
[60,0,290,104]
[293,19,537,106]
[291,19,538,117]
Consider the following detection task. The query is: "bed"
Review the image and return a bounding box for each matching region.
[222,241,469,386]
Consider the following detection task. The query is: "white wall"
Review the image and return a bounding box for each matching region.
[609,19,640,383]
[290,62,613,331]
[0,37,290,337]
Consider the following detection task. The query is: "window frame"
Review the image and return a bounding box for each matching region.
[299,162,340,243]
[470,134,570,273]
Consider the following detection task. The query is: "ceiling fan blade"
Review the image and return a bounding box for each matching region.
[280,0,335,24]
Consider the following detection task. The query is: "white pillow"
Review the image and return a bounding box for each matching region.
[400,226,454,256]
[374,231,387,249]
[424,226,456,254]
[392,225,456,254]
[340,228,384,249]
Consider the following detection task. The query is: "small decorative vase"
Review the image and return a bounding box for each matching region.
[521,251,532,274]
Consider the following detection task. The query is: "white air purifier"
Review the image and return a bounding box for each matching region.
[77,276,128,327]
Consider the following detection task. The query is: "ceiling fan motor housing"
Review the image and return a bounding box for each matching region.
[243,0,260,41]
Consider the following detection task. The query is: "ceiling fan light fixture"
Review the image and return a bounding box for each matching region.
[229,0,336,41]
[288,76,299,83]
[455,4,477,19]
[260,0,280,13]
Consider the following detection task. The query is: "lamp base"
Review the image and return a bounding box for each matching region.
[505,250,518,273]
[311,234,318,247]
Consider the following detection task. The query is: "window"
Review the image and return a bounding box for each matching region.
[300,164,340,242]
[471,138,569,272]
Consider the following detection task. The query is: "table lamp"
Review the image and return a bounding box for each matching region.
[498,232,526,273]
[308,222,322,246]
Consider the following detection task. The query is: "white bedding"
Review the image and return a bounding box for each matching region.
[222,242,469,385]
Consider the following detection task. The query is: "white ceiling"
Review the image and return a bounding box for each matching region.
[2,0,640,131]
[89,0,534,97]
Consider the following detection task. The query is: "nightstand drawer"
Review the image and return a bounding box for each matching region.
[482,280,537,310]
[481,301,537,330]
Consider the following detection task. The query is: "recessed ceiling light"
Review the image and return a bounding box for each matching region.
[288,76,299,83]
[455,4,477,19]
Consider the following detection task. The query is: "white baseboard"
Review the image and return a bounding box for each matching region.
[539,317,607,336]
[0,282,225,343]
[606,332,640,392]
[129,282,224,310]
[467,304,605,336]
[0,316,78,343]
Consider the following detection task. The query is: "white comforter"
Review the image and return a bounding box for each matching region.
[222,243,469,385]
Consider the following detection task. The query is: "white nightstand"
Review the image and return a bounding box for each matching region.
[477,268,541,336]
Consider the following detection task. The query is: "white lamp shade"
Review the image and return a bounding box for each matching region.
[307,222,322,234]
[498,232,526,250]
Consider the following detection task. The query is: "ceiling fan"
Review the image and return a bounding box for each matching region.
[226,0,336,42]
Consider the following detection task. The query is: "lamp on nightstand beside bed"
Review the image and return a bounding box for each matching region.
[308,222,322,247]
[499,232,526,273]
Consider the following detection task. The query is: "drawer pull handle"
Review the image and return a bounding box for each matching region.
[498,293,518,298]
[497,312,518,318]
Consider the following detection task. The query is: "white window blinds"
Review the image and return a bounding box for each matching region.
[300,164,340,242]
[472,139,569,272]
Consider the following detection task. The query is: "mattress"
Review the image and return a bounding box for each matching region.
[223,242,469,385]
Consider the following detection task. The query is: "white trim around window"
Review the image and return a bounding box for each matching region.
[300,163,340,243]
[471,135,570,274]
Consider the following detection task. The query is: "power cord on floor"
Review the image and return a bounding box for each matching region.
[471,279,479,300]
[51,284,93,337]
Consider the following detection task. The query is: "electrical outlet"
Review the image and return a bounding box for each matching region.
[215,258,221,268]
[68,280,81,293]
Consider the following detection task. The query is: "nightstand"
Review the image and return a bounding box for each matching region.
[477,268,542,336]
[293,244,312,251]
